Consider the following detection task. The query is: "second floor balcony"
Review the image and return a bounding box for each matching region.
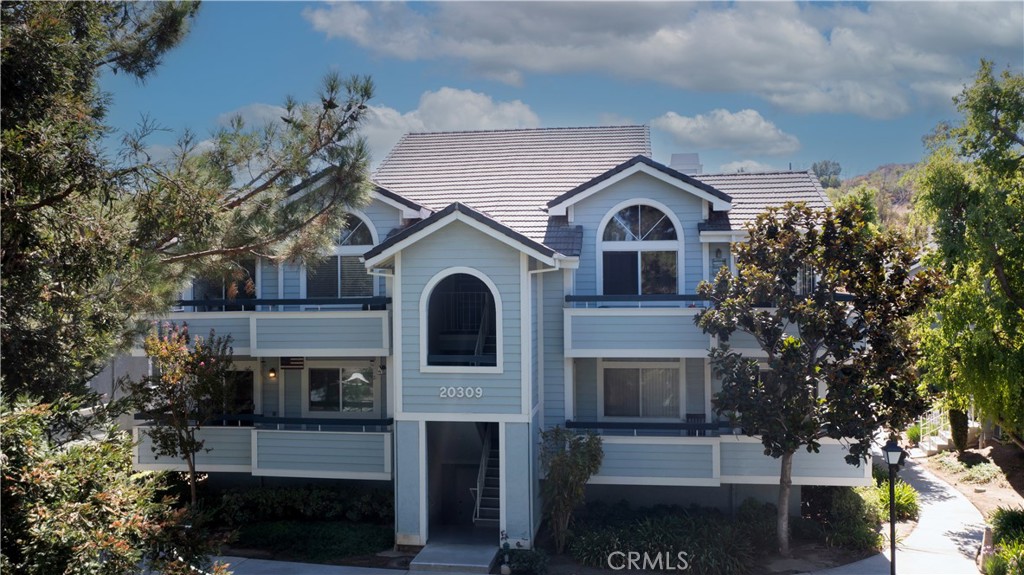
[151,297,391,357]
[564,294,712,358]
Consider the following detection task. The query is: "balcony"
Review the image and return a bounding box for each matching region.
[134,414,393,480]
[567,420,871,487]
[564,295,711,358]
[146,297,391,357]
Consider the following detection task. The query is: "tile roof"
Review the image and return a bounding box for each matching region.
[694,170,831,231]
[542,217,584,257]
[372,126,651,242]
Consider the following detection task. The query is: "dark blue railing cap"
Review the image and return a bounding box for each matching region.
[565,419,719,431]
[175,297,391,307]
[135,413,394,428]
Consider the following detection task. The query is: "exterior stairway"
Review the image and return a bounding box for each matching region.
[473,426,500,528]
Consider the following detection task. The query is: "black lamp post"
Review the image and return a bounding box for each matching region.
[882,439,908,575]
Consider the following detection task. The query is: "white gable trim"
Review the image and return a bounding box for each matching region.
[285,178,426,219]
[372,190,432,219]
[363,211,557,268]
[699,230,748,242]
[548,163,732,215]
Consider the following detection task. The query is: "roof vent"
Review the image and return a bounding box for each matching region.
[670,153,702,175]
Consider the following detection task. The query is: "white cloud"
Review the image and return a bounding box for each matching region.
[216,103,288,128]
[361,87,540,167]
[303,1,1023,119]
[718,159,778,174]
[653,109,800,155]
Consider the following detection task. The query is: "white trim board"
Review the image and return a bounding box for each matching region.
[364,211,557,269]
[548,162,733,215]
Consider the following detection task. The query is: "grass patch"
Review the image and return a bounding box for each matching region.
[235,521,394,563]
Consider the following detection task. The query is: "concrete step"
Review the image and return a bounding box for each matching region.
[410,543,497,574]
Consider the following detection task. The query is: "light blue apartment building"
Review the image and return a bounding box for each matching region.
[131,126,871,549]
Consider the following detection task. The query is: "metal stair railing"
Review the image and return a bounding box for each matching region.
[470,424,493,524]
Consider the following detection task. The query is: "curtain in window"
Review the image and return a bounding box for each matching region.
[641,368,679,418]
[340,255,373,297]
[604,368,640,417]
[307,258,339,298]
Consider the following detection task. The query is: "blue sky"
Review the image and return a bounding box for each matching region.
[101,1,1023,179]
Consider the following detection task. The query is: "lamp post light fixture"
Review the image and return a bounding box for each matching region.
[882,439,908,575]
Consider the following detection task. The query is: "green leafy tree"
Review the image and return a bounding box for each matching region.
[811,160,842,188]
[127,324,235,505]
[696,203,937,556]
[539,427,603,554]
[914,60,1024,447]
[1,1,375,402]
[832,184,881,231]
[1,396,229,575]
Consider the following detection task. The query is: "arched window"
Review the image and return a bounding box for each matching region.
[599,203,680,295]
[425,273,498,367]
[306,214,375,298]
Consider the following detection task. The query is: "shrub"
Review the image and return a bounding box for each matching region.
[824,487,883,552]
[218,486,393,526]
[872,464,889,486]
[737,498,777,553]
[872,479,920,521]
[984,540,1024,575]
[235,521,393,562]
[906,423,923,446]
[568,505,754,575]
[540,427,603,554]
[950,409,970,453]
[965,463,1004,485]
[991,507,1024,545]
[506,548,548,575]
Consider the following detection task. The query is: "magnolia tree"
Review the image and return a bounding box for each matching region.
[127,324,235,505]
[695,203,938,556]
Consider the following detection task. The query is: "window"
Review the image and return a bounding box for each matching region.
[192,259,257,311]
[224,370,255,415]
[600,361,681,419]
[600,203,679,295]
[426,273,497,367]
[305,215,375,299]
[305,363,376,415]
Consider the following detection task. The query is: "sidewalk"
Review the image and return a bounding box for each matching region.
[213,556,403,575]
[808,457,985,575]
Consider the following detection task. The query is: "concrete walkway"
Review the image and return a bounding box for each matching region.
[808,456,985,575]
[213,556,401,575]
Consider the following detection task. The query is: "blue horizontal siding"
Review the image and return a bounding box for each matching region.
[597,441,714,479]
[255,431,387,473]
[720,442,864,478]
[399,221,523,414]
[136,427,251,468]
[570,313,709,352]
[167,317,250,349]
[255,315,384,350]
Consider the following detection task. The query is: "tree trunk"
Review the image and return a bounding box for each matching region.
[777,451,794,557]
[185,453,197,506]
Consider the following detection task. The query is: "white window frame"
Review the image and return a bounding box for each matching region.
[419,267,504,374]
[596,199,684,296]
[300,210,380,304]
[300,359,381,418]
[597,359,685,421]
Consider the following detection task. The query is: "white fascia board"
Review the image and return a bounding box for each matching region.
[363,212,557,269]
[699,230,748,243]
[370,189,431,220]
[548,163,733,215]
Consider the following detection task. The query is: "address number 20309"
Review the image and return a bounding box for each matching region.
[439,386,484,399]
